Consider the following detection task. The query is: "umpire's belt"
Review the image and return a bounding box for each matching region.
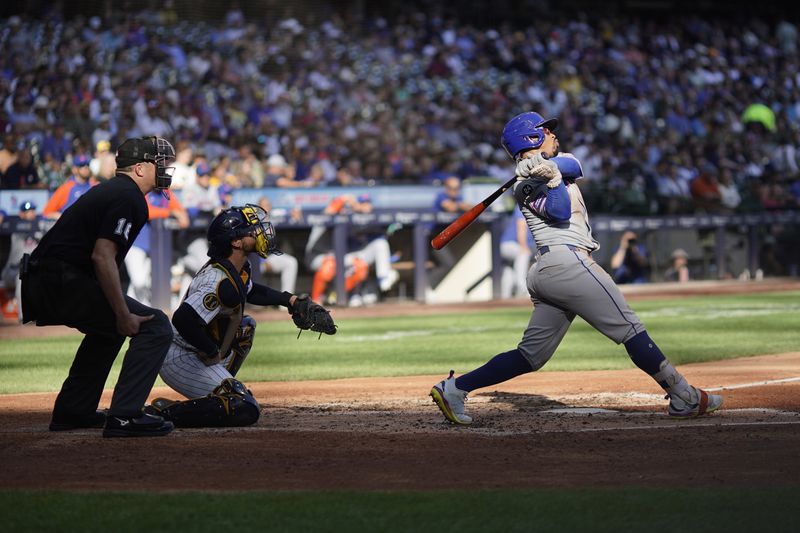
[21,256,88,281]
[538,244,592,256]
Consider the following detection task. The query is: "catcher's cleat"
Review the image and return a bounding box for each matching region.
[667,387,723,417]
[430,370,472,425]
[49,410,107,431]
[151,397,179,411]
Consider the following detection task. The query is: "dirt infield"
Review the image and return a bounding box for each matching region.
[1,352,798,491]
[1,279,798,492]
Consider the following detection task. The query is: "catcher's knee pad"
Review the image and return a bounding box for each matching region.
[155,378,260,428]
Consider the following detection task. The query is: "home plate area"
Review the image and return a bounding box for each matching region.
[252,385,800,437]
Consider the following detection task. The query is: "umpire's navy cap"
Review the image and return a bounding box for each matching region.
[116,137,157,168]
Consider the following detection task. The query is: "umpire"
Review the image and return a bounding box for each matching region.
[20,136,177,438]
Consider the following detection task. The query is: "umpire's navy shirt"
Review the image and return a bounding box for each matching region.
[31,173,148,273]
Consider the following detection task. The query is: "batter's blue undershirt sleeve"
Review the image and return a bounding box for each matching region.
[543,182,571,222]
[455,349,533,393]
[247,284,292,307]
[624,331,666,375]
[551,156,583,179]
[172,302,220,355]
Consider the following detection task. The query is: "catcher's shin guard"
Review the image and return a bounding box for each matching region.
[152,378,261,428]
[226,315,256,376]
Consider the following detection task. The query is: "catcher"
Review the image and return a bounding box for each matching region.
[149,204,336,427]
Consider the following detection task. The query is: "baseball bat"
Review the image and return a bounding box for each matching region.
[431,175,517,250]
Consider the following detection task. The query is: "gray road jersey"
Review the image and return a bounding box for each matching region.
[516,180,600,251]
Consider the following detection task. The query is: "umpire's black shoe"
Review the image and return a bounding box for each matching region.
[49,410,107,431]
[102,412,174,438]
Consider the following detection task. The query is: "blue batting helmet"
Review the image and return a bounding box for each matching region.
[500,112,558,159]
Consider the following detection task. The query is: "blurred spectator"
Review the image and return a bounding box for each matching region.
[690,166,724,213]
[742,103,776,133]
[89,140,112,177]
[124,191,190,306]
[293,147,318,183]
[180,162,222,215]
[0,135,19,177]
[169,141,196,190]
[230,144,265,188]
[256,197,298,294]
[263,154,300,188]
[2,149,42,189]
[428,176,471,289]
[717,168,742,212]
[0,7,798,220]
[500,208,535,299]
[42,154,96,219]
[760,171,791,210]
[664,248,690,283]
[95,150,118,181]
[38,153,66,189]
[1,201,42,321]
[657,165,693,214]
[334,158,369,187]
[40,125,72,164]
[611,231,650,284]
[305,193,398,306]
[92,115,114,148]
[218,184,235,209]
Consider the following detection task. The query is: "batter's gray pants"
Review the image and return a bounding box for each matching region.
[519,245,644,370]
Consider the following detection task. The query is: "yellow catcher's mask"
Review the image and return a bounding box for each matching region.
[240,204,278,258]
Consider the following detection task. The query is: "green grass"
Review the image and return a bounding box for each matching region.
[1,291,798,394]
[0,487,797,533]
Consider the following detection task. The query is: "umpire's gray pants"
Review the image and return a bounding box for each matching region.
[518,245,644,370]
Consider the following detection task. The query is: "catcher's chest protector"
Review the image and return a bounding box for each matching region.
[209,259,249,356]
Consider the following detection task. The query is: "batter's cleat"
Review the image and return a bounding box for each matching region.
[667,387,723,417]
[49,410,107,431]
[102,412,174,438]
[430,370,472,425]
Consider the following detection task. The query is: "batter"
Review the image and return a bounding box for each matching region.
[431,111,723,425]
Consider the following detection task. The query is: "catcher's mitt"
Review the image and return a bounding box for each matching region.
[289,294,337,338]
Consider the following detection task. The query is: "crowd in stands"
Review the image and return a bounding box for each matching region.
[0,5,799,222]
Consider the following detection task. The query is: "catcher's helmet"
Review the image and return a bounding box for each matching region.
[116,136,176,190]
[207,204,278,259]
[501,112,558,159]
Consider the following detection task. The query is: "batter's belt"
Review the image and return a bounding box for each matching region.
[537,244,593,257]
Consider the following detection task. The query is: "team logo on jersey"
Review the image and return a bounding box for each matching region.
[522,184,533,196]
[203,293,220,311]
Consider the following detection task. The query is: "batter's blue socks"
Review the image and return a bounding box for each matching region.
[624,331,666,375]
[455,349,533,393]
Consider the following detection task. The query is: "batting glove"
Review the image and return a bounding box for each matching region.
[516,157,563,189]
